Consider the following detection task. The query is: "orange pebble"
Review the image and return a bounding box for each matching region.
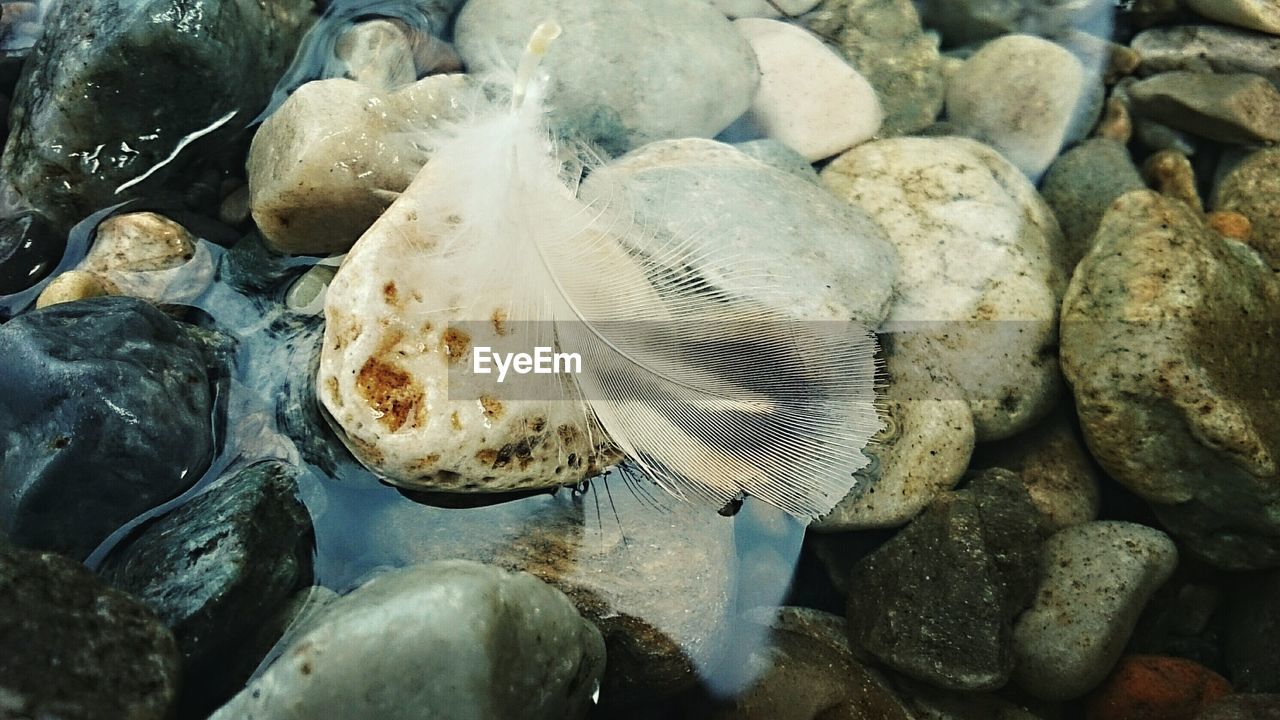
[1087,655,1233,720]
[1207,211,1253,241]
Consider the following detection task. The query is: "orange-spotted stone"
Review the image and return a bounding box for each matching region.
[1086,655,1232,720]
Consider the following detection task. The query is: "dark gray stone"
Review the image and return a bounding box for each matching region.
[101,460,314,713]
[0,211,62,295]
[1040,138,1146,269]
[0,0,314,230]
[0,296,217,560]
[1224,570,1280,692]
[845,470,1047,691]
[0,541,181,720]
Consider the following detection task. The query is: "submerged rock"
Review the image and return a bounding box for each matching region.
[1086,655,1232,720]
[845,472,1047,691]
[211,561,605,720]
[0,296,218,560]
[1184,0,1280,35]
[0,542,181,720]
[1040,138,1146,269]
[946,34,1103,178]
[821,136,1067,441]
[454,0,759,155]
[0,210,62,295]
[803,0,945,136]
[1012,522,1178,701]
[1213,146,1280,270]
[1134,25,1280,89]
[1127,71,1280,144]
[1223,569,1280,692]
[101,460,314,713]
[0,0,314,230]
[1061,190,1280,570]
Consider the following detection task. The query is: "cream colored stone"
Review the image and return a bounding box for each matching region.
[84,212,195,273]
[734,18,882,161]
[35,270,118,308]
[821,136,1067,441]
[1185,0,1280,35]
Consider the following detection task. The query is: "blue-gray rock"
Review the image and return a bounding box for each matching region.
[1040,138,1146,268]
[0,210,61,295]
[0,0,314,230]
[0,541,181,720]
[0,296,218,560]
[101,459,314,715]
[844,470,1048,691]
[454,0,759,155]
[210,560,606,720]
[1127,71,1280,145]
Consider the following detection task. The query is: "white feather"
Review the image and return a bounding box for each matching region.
[389,21,880,521]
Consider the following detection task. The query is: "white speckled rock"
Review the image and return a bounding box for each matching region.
[733,18,882,161]
[317,154,615,492]
[581,138,898,327]
[248,74,470,255]
[712,0,822,18]
[1012,522,1178,702]
[821,136,1067,441]
[210,561,605,720]
[1185,0,1280,35]
[454,0,759,155]
[814,342,975,531]
[946,34,1104,178]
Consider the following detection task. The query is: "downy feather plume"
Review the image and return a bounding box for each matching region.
[394,21,880,522]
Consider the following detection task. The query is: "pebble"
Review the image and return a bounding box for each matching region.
[1134,117,1201,155]
[1144,149,1205,211]
[733,18,882,161]
[0,296,217,560]
[1061,190,1280,570]
[699,608,915,719]
[1208,210,1254,241]
[971,405,1102,530]
[1040,138,1146,269]
[734,138,821,182]
[248,74,470,255]
[888,674,1060,720]
[1213,146,1280,270]
[0,542,181,720]
[845,472,1047,690]
[1012,522,1178,701]
[1127,71,1280,144]
[1185,0,1280,35]
[945,34,1104,178]
[916,0,1115,47]
[374,481,737,702]
[1223,568,1280,692]
[821,136,1067,441]
[84,211,195,273]
[34,268,119,308]
[813,343,975,531]
[101,460,314,714]
[581,138,898,326]
[1096,97,1133,143]
[1134,25,1280,89]
[0,0,313,230]
[335,19,417,90]
[455,0,759,155]
[210,561,605,720]
[802,0,946,135]
[0,210,61,295]
[1086,655,1232,720]
[1197,695,1280,720]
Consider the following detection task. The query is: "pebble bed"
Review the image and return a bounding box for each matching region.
[0,0,1279,718]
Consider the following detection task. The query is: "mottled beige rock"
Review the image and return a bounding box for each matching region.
[248,74,470,255]
[821,136,1067,441]
[1213,146,1280,270]
[734,18,882,161]
[814,344,974,531]
[35,270,119,308]
[972,405,1101,530]
[1062,190,1280,569]
[1143,149,1204,212]
[1185,0,1280,35]
[946,35,1102,178]
[84,212,195,273]
[1013,522,1178,701]
[317,156,614,493]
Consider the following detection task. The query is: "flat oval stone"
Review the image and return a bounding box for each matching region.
[454,0,759,155]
